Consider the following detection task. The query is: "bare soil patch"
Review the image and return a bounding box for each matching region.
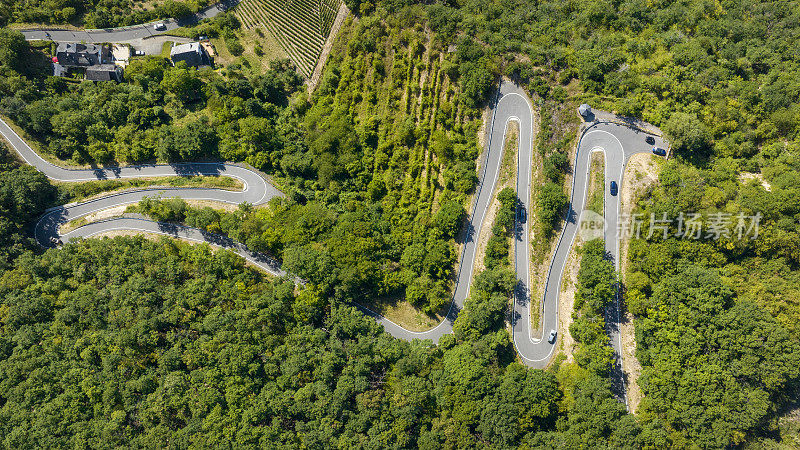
[557,242,582,363]
[739,172,772,191]
[619,152,662,414]
[59,205,128,234]
[184,199,239,212]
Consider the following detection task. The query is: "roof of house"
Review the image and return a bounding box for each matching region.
[86,64,122,82]
[578,104,592,116]
[55,42,106,67]
[52,63,67,77]
[170,42,208,67]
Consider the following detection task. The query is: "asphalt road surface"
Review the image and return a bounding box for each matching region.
[19,0,235,43]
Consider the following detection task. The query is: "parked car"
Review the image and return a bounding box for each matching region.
[517,206,526,223]
[652,147,667,156]
[134,50,145,56]
[610,180,618,196]
[154,22,166,31]
[548,329,557,344]
[645,135,655,145]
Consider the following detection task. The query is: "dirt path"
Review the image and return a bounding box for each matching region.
[619,152,662,414]
[308,3,349,92]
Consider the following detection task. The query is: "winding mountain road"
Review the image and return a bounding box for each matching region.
[0,79,664,376]
[360,82,535,343]
[0,117,285,276]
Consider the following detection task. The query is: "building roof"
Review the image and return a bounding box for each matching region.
[170,42,208,67]
[170,42,202,55]
[578,104,592,116]
[52,63,67,77]
[55,42,106,67]
[86,64,122,82]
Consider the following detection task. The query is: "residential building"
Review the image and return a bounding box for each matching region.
[170,42,210,67]
[54,42,109,67]
[86,65,123,82]
[52,42,118,79]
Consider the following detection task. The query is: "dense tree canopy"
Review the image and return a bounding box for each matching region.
[0,233,641,447]
[1,0,800,446]
[0,0,210,28]
[0,144,57,268]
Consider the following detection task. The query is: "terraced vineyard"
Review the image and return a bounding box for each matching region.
[234,0,342,77]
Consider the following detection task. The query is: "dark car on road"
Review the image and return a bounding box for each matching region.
[652,147,667,156]
[610,180,618,196]
[517,206,526,223]
[645,136,655,145]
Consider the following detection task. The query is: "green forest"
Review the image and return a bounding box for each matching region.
[2,0,800,447]
[0,0,210,28]
[0,140,640,447]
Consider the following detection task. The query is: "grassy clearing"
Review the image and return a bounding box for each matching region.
[498,121,519,186]
[586,152,604,214]
[160,41,173,57]
[61,216,88,233]
[209,37,234,64]
[231,27,290,75]
[57,176,243,203]
[357,295,443,332]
